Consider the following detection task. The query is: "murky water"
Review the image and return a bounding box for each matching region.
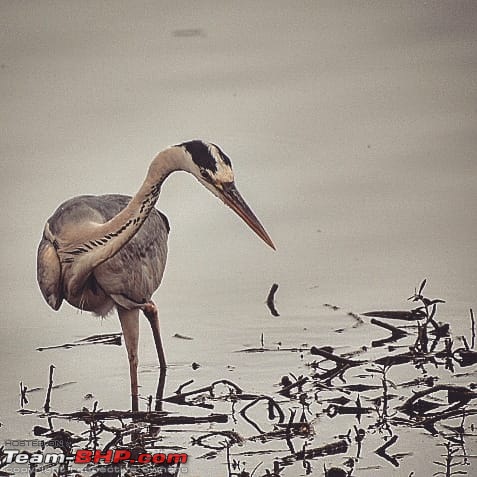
[1,2,476,476]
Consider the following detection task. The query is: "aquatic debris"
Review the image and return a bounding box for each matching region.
[37,333,122,351]
[280,439,348,465]
[14,279,477,476]
[266,283,280,317]
[278,375,308,397]
[401,384,477,416]
[43,365,55,413]
[172,333,194,340]
[164,379,243,407]
[63,409,228,426]
[370,318,408,347]
[362,310,426,321]
[374,434,407,467]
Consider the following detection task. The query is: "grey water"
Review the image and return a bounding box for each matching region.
[1,2,476,475]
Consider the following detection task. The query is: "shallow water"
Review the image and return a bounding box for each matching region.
[1,2,476,476]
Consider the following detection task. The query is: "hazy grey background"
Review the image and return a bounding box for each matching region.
[0,1,476,473]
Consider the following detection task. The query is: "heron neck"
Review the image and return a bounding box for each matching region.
[94,147,183,251]
[95,177,166,249]
[59,147,184,293]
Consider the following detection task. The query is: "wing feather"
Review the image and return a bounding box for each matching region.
[37,231,63,310]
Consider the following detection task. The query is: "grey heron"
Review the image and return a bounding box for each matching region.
[37,140,274,411]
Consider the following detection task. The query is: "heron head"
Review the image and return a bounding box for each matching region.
[178,139,275,250]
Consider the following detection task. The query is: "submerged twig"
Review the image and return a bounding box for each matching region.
[164,379,242,406]
[362,310,426,321]
[37,333,122,351]
[240,396,285,433]
[281,439,348,464]
[173,333,194,340]
[278,376,309,397]
[401,384,477,417]
[470,308,475,350]
[266,283,280,317]
[43,365,55,413]
[310,347,365,367]
[370,318,408,347]
[375,435,400,467]
[20,381,28,408]
[55,409,228,426]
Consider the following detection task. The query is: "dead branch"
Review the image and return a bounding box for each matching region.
[324,403,372,418]
[240,396,285,433]
[266,283,280,317]
[401,384,477,416]
[281,439,348,464]
[37,333,121,351]
[192,430,244,450]
[414,409,477,435]
[370,318,408,347]
[43,365,55,413]
[51,409,228,426]
[470,308,475,349]
[164,379,243,405]
[362,310,426,321]
[374,434,400,467]
[310,347,365,366]
[278,376,308,397]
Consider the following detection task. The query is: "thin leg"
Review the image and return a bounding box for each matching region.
[142,301,167,411]
[142,301,167,369]
[118,307,140,412]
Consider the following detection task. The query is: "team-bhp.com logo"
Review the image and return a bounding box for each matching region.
[2,449,188,465]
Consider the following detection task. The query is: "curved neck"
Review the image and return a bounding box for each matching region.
[95,146,183,244]
[59,147,186,295]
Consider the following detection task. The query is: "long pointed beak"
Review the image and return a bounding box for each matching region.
[220,182,275,250]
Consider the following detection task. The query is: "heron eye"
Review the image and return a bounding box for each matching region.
[200,169,211,181]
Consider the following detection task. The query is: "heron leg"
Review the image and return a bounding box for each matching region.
[142,301,167,411]
[142,301,167,369]
[118,307,140,412]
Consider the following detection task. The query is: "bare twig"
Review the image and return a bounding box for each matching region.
[53,409,228,426]
[281,439,348,464]
[240,396,285,433]
[20,381,28,408]
[278,376,309,397]
[37,333,121,351]
[370,318,408,337]
[164,379,242,406]
[402,385,477,418]
[470,308,475,349]
[370,318,408,347]
[43,365,55,413]
[174,379,194,395]
[310,347,365,366]
[194,430,243,450]
[266,283,280,317]
[375,434,399,467]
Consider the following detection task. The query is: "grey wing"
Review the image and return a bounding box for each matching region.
[38,193,169,311]
[93,199,169,307]
[37,226,63,310]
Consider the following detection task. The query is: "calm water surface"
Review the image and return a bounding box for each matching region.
[1,2,476,475]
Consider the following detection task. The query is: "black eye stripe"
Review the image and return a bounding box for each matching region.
[180,140,218,172]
